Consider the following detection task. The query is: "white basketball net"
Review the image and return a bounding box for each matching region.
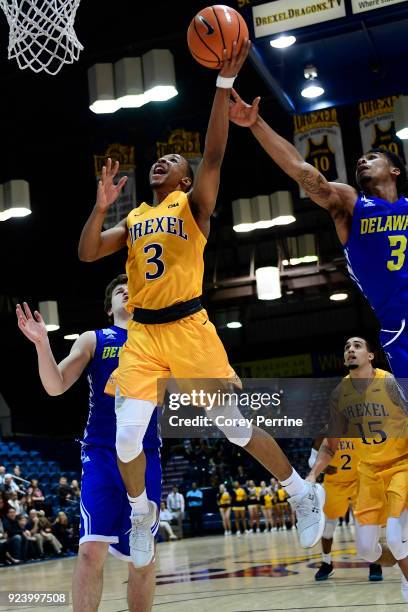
[0,0,83,75]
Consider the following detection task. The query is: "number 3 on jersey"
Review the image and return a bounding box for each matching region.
[144,243,165,280]
[387,235,407,271]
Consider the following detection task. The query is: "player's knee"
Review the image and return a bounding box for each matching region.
[357,537,381,562]
[115,397,156,463]
[78,541,108,568]
[116,424,144,463]
[322,518,337,540]
[386,534,406,560]
[206,403,253,448]
[386,520,407,560]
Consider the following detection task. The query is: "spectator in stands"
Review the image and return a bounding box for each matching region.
[0,465,6,488]
[3,474,21,495]
[167,485,184,539]
[53,511,74,553]
[18,515,41,559]
[235,465,248,484]
[217,484,232,535]
[0,517,19,565]
[26,509,45,558]
[55,477,72,506]
[186,482,204,537]
[2,508,25,561]
[26,479,45,510]
[183,439,193,458]
[158,502,178,541]
[70,480,81,500]
[13,465,23,480]
[7,491,24,515]
[0,493,11,519]
[0,517,8,564]
[12,467,27,494]
[231,480,248,536]
[37,510,62,555]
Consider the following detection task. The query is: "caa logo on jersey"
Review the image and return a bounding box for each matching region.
[361,195,375,207]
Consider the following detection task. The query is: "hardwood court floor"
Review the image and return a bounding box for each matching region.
[0,527,406,611]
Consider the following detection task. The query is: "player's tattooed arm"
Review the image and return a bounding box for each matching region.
[229,97,357,216]
[320,443,336,457]
[307,438,338,482]
[385,375,408,414]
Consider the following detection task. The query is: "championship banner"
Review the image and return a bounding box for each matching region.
[252,0,346,38]
[352,0,408,14]
[293,107,347,198]
[359,96,408,163]
[94,144,136,229]
[156,128,202,176]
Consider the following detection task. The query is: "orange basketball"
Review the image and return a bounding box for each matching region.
[187,5,249,69]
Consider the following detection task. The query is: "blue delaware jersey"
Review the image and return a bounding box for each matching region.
[82,325,161,450]
[344,193,408,323]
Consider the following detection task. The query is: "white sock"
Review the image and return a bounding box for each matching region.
[128,489,149,515]
[322,553,331,564]
[281,469,308,497]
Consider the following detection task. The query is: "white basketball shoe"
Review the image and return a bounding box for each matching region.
[288,482,325,548]
[129,500,158,568]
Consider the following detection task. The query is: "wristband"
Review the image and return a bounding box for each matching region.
[216,74,236,89]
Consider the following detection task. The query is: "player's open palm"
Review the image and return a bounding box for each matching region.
[96,158,128,213]
[16,302,48,345]
[229,89,260,127]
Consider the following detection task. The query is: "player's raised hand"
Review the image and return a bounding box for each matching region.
[16,302,48,345]
[229,88,260,127]
[96,158,128,213]
[219,38,251,78]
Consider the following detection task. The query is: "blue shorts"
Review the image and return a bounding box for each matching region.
[380,319,408,380]
[79,445,161,562]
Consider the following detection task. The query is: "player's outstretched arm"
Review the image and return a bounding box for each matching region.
[307,437,338,482]
[78,158,128,262]
[16,302,94,395]
[229,90,356,214]
[189,39,250,235]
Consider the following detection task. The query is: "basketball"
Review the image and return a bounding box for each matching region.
[187,5,249,69]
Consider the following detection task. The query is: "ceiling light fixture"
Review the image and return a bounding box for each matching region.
[142,49,178,102]
[256,266,281,300]
[39,301,60,332]
[329,291,348,302]
[270,35,296,49]
[395,95,408,140]
[301,65,324,99]
[227,321,242,329]
[0,180,31,221]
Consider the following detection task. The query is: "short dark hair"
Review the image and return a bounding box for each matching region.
[369,148,407,193]
[344,336,375,354]
[104,274,128,314]
[180,156,194,182]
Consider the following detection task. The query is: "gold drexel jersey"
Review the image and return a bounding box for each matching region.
[336,368,408,465]
[125,190,206,311]
[324,438,361,484]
